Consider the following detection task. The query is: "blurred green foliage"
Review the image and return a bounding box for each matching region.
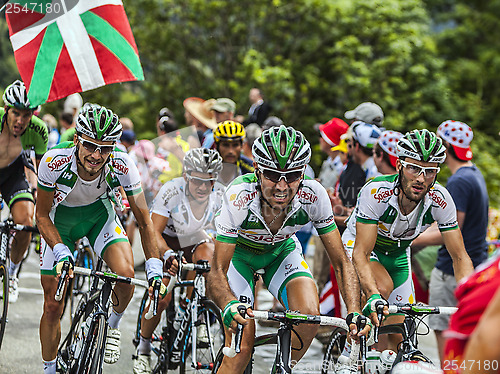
[0,0,498,205]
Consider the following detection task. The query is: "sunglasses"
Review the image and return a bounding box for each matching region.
[78,136,115,155]
[258,166,304,184]
[186,174,216,187]
[400,160,440,179]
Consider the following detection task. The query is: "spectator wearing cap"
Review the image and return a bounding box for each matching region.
[373,130,403,175]
[183,97,217,149]
[412,120,489,363]
[344,102,384,126]
[63,93,83,121]
[317,118,349,190]
[350,121,382,181]
[212,98,236,122]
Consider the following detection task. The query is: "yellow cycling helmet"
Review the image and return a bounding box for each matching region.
[214,120,246,142]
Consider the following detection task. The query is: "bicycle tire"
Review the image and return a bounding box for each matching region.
[77,314,107,374]
[321,327,347,374]
[0,263,9,350]
[180,299,224,374]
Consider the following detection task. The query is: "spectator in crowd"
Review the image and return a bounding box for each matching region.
[155,107,190,182]
[412,121,489,364]
[183,97,217,148]
[213,120,254,186]
[58,111,76,143]
[63,93,83,120]
[344,101,384,126]
[236,87,271,126]
[120,117,134,132]
[261,115,283,131]
[373,130,402,175]
[42,114,60,149]
[349,121,382,181]
[241,123,262,160]
[118,130,136,152]
[316,118,350,191]
[211,98,236,122]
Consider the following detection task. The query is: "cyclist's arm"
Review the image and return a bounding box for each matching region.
[412,211,466,250]
[321,228,361,313]
[462,286,500,374]
[351,221,379,297]
[127,191,160,260]
[35,188,64,248]
[151,212,170,256]
[207,240,244,318]
[441,228,474,282]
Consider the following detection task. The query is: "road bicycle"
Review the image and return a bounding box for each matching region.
[321,303,457,374]
[56,258,158,373]
[133,251,224,373]
[213,309,356,374]
[0,210,39,350]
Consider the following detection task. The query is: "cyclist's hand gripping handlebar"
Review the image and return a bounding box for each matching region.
[54,261,70,302]
[222,305,248,358]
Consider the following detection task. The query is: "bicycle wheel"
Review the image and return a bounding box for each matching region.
[321,327,347,374]
[77,314,107,374]
[180,299,224,374]
[0,263,9,350]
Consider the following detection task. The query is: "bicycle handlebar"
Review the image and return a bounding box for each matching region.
[387,304,458,315]
[0,221,39,233]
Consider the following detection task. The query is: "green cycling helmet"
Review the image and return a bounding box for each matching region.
[252,125,311,169]
[397,129,446,164]
[76,103,122,142]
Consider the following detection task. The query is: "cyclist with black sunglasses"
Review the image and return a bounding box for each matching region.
[207,125,369,374]
[341,129,473,358]
[133,147,224,373]
[36,103,162,374]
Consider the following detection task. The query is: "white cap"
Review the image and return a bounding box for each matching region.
[63,93,83,113]
[345,102,384,126]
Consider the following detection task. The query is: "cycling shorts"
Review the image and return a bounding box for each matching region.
[345,241,414,305]
[162,231,211,264]
[227,235,313,309]
[40,199,128,275]
[0,155,34,208]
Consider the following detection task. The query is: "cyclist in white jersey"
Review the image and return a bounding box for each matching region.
[208,125,369,374]
[344,129,473,352]
[133,148,224,374]
[36,104,162,374]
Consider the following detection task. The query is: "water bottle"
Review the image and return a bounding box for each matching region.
[173,304,186,331]
[365,349,380,374]
[378,349,396,373]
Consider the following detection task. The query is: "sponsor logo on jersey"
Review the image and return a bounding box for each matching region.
[243,232,294,242]
[285,263,292,270]
[372,186,394,203]
[296,189,318,204]
[47,154,72,171]
[112,160,129,175]
[232,190,258,210]
[284,266,299,277]
[428,189,447,209]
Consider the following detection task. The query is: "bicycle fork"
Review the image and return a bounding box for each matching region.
[274,324,292,374]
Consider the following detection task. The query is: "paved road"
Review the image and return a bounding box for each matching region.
[0,237,440,373]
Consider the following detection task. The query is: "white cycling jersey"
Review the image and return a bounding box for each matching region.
[151,177,225,241]
[343,174,458,253]
[215,173,337,252]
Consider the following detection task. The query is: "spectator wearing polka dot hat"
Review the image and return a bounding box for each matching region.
[373,130,403,175]
[413,120,489,360]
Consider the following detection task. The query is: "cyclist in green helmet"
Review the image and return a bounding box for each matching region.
[208,125,369,373]
[1,80,48,303]
[36,103,162,374]
[341,129,473,358]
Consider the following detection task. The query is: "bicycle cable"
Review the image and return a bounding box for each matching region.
[290,326,304,351]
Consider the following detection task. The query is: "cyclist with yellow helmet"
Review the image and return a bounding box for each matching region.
[213,120,254,185]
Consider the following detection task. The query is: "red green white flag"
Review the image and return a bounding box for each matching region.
[6,0,144,106]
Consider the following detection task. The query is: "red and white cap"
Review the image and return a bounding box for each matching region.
[437,120,473,161]
[319,117,349,146]
[377,130,403,168]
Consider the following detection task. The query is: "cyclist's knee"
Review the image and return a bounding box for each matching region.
[193,242,214,263]
[43,297,64,322]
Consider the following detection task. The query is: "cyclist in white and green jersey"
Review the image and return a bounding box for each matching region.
[345,129,474,352]
[208,125,369,374]
[36,104,162,374]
